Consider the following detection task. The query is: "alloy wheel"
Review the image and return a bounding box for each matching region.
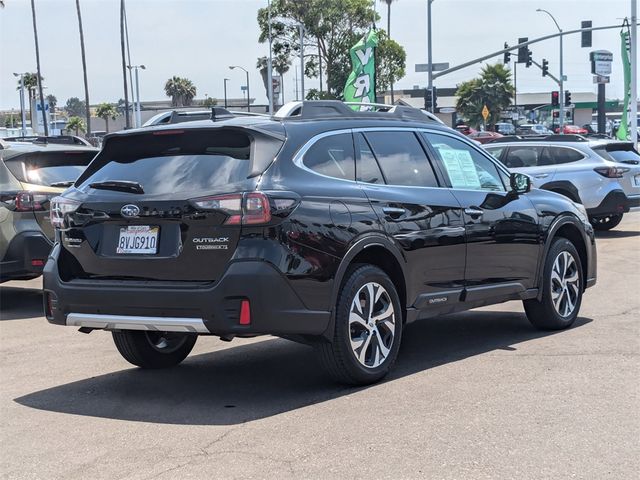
[145,331,190,354]
[348,282,396,369]
[550,251,580,317]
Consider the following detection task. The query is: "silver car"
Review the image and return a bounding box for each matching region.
[485,138,640,230]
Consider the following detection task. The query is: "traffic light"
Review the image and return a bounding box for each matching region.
[503,42,511,64]
[564,91,572,106]
[553,111,560,118]
[517,37,528,63]
[526,49,533,68]
[551,91,559,107]
[541,59,549,77]
[581,20,592,48]
[424,87,437,111]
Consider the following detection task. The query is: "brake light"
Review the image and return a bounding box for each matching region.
[594,166,630,178]
[239,299,251,325]
[50,196,81,229]
[0,191,51,212]
[190,192,272,225]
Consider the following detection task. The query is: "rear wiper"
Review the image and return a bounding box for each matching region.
[50,181,75,188]
[89,180,145,194]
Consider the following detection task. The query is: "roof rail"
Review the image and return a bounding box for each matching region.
[274,100,443,124]
[485,134,598,144]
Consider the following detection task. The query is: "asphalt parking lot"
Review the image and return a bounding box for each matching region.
[1,213,638,480]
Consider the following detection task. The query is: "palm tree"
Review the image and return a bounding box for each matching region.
[382,0,397,103]
[66,116,86,136]
[95,103,118,133]
[257,55,291,106]
[45,94,57,113]
[164,76,196,107]
[17,73,41,127]
[75,0,91,135]
[30,0,48,135]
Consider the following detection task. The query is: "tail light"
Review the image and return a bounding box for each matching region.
[50,196,81,229]
[190,192,273,225]
[0,191,52,212]
[594,166,630,178]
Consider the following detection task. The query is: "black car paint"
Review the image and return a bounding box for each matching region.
[43,116,597,337]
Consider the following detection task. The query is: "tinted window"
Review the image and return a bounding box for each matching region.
[364,131,438,187]
[355,133,384,184]
[303,133,355,181]
[423,132,505,191]
[593,146,640,164]
[503,146,545,168]
[549,147,584,164]
[485,146,505,160]
[78,130,253,195]
[4,150,96,187]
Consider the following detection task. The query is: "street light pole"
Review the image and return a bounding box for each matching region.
[537,9,564,133]
[427,0,434,112]
[13,73,27,136]
[229,66,250,112]
[127,64,145,127]
[267,0,274,115]
[223,78,229,108]
[299,23,305,101]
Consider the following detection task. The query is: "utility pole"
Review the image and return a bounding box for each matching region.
[426,0,434,112]
[267,0,274,115]
[537,9,564,132]
[30,0,48,136]
[299,23,305,101]
[631,0,638,146]
[120,0,130,129]
[223,78,229,108]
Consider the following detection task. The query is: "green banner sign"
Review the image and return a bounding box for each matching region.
[343,29,379,110]
[616,29,631,141]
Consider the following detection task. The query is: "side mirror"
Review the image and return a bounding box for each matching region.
[510,172,531,194]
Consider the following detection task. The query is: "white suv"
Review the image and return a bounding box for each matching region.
[485,138,640,230]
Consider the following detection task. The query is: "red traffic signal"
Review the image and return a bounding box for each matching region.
[551,91,559,107]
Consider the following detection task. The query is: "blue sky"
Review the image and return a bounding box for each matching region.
[0,0,633,109]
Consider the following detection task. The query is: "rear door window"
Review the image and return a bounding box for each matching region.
[549,147,584,164]
[502,146,545,168]
[303,133,355,181]
[364,131,438,187]
[77,130,254,195]
[355,133,384,184]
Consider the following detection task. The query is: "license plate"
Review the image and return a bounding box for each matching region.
[117,226,159,254]
[634,174,640,187]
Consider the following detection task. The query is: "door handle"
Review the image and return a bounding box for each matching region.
[464,207,484,218]
[382,207,406,218]
[533,173,549,179]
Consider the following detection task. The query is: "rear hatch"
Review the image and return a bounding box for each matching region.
[58,126,283,282]
[592,143,640,196]
[1,148,98,241]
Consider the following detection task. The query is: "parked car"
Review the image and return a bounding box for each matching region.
[554,125,589,135]
[485,138,640,230]
[495,122,516,135]
[43,100,596,385]
[3,135,92,146]
[143,108,267,126]
[455,124,477,135]
[0,142,98,282]
[516,124,553,136]
[468,131,503,144]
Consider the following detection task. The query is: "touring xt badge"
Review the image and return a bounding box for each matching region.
[193,237,229,250]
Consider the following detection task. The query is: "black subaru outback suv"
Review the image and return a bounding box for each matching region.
[43,101,597,385]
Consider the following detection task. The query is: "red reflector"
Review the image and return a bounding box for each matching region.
[239,299,251,325]
[31,259,45,267]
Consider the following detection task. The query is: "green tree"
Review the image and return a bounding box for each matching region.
[164,76,197,107]
[65,97,86,117]
[375,30,405,94]
[45,94,57,112]
[256,55,291,104]
[202,97,218,107]
[16,72,42,107]
[66,116,86,136]
[257,0,406,99]
[455,63,514,129]
[95,103,118,133]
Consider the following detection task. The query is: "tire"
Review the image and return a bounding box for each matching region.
[590,213,623,231]
[524,238,583,330]
[112,330,197,369]
[316,264,403,385]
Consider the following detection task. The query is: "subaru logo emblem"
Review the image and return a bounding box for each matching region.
[121,204,140,217]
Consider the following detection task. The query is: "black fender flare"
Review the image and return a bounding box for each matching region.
[320,234,407,339]
[540,181,582,204]
[535,213,590,300]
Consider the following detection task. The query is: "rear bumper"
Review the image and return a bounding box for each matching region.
[587,190,639,217]
[0,231,53,282]
[43,245,330,336]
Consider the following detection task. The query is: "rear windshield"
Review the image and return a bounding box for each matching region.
[76,129,252,195]
[3,150,96,187]
[593,145,640,164]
